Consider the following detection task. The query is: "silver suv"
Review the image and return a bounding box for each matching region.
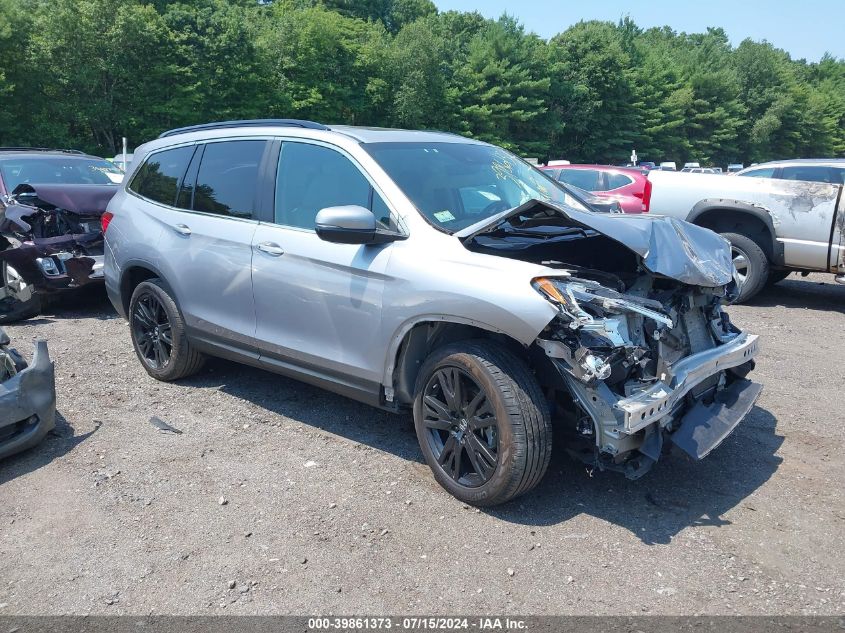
[104,120,761,506]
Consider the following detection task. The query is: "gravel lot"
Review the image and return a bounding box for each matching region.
[0,274,843,616]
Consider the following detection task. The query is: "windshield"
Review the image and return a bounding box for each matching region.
[363,142,588,232]
[0,157,123,190]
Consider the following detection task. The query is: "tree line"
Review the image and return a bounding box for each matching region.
[1,0,843,166]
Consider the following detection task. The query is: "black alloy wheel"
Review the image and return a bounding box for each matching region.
[421,366,499,487]
[413,340,553,506]
[132,292,173,370]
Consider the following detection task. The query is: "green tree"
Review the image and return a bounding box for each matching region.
[449,15,549,154]
[26,0,183,153]
[162,0,272,126]
[260,4,390,124]
[546,21,640,162]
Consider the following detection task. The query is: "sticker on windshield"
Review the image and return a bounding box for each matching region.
[434,209,456,223]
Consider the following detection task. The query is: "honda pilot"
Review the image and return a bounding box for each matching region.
[103,120,761,506]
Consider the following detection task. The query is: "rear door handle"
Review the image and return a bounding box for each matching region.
[256,241,284,256]
[173,223,192,236]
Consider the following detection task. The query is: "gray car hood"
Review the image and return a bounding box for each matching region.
[456,199,734,287]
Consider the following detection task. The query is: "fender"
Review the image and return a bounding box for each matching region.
[115,257,173,318]
[381,313,548,403]
[687,199,785,266]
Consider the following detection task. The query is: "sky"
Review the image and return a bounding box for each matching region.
[433,0,844,62]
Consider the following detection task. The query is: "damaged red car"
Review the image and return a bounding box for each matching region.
[0,148,122,322]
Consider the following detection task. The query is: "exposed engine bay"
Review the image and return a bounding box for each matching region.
[463,200,762,477]
[0,183,116,322]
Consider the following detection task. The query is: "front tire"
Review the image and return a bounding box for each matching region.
[413,341,552,506]
[722,232,769,303]
[129,279,205,381]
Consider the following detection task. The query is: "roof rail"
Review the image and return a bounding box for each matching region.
[158,119,330,138]
[0,147,86,154]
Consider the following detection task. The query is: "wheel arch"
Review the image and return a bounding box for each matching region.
[119,260,174,317]
[688,200,784,266]
[386,317,538,406]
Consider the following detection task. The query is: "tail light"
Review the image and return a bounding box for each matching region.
[101,211,114,233]
[640,178,652,213]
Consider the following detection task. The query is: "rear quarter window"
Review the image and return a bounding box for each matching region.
[781,165,835,184]
[606,173,634,190]
[129,146,195,206]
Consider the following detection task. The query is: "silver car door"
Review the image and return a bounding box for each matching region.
[145,140,270,353]
[251,139,398,398]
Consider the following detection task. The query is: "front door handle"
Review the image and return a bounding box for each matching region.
[256,241,284,256]
[173,223,192,236]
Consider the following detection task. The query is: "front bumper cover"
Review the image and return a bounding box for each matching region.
[0,340,57,460]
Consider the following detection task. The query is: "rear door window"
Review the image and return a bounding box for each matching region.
[192,140,267,218]
[781,165,835,184]
[558,169,600,191]
[129,146,195,206]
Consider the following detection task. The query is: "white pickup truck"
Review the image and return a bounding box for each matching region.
[647,170,845,302]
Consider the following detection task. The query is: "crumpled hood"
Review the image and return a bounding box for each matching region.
[10,183,118,215]
[456,199,734,287]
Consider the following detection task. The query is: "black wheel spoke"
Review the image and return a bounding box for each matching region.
[468,405,495,431]
[466,431,497,468]
[134,303,155,329]
[463,389,487,420]
[438,436,462,482]
[159,324,173,346]
[436,368,461,412]
[449,444,463,481]
[132,292,172,370]
[465,433,496,480]
[423,364,499,488]
[156,340,169,364]
[424,418,452,431]
[423,395,451,425]
[438,435,457,467]
[138,336,153,357]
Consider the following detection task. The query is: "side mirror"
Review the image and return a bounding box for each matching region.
[315,205,396,245]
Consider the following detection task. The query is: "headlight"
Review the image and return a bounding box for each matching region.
[532,277,674,329]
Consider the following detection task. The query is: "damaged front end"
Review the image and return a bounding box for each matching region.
[1,183,116,321]
[0,327,56,460]
[463,199,762,478]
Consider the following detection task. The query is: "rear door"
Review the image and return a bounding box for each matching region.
[251,139,399,398]
[130,139,271,353]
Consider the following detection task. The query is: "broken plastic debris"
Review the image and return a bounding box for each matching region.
[149,416,182,434]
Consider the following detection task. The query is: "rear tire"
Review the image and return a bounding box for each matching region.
[129,279,205,381]
[413,340,552,506]
[722,232,769,303]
